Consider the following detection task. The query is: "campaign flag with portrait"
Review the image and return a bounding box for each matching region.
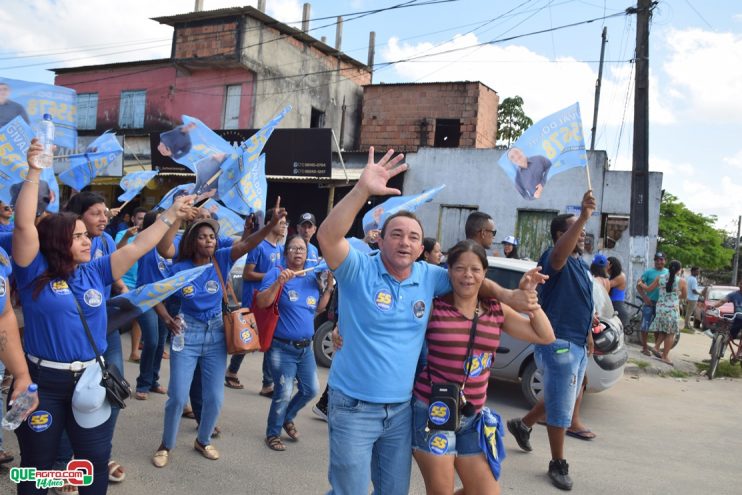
[0,116,60,213]
[497,103,587,201]
[118,170,159,202]
[106,264,210,333]
[0,76,77,149]
[156,183,195,210]
[362,185,446,234]
[58,132,124,191]
[202,199,244,237]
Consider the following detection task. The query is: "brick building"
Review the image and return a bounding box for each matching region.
[359,81,499,152]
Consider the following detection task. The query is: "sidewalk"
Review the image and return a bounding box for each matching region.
[624,329,714,377]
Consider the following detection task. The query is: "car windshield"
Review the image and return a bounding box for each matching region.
[485,266,522,290]
[708,289,734,301]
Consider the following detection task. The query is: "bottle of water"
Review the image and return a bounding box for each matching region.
[2,383,39,430]
[171,314,187,352]
[35,114,55,168]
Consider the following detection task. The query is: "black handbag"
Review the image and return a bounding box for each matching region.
[74,298,131,409]
[426,309,479,432]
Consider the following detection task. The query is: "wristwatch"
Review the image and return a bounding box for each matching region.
[160,215,175,227]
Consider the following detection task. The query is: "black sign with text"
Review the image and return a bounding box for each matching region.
[150,128,332,177]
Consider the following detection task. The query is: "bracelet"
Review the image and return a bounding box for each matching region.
[160,215,174,227]
[23,178,39,184]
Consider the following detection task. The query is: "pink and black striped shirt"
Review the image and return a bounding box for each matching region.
[413,297,504,413]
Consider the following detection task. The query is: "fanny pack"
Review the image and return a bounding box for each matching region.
[426,307,479,432]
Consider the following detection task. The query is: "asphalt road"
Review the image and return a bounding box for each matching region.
[2,333,741,494]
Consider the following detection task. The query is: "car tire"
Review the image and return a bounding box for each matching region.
[313,320,335,368]
[520,360,543,407]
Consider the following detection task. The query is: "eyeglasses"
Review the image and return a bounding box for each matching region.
[72,232,90,240]
[481,229,497,237]
[287,246,306,253]
[2,206,12,211]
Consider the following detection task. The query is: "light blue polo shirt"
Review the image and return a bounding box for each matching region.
[329,248,451,403]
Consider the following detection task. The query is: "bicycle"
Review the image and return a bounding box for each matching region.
[623,297,680,349]
[706,309,742,380]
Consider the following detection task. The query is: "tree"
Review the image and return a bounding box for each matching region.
[497,96,533,147]
[657,192,733,270]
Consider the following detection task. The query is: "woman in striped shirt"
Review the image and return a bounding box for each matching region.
[412,240,554,494]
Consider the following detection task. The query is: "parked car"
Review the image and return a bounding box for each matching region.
[694,285,737,329]
[485,256,628,406]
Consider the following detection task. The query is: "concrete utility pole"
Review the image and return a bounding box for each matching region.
[367,31,376,83]
[590,27,608,152]
[733,215,741,285]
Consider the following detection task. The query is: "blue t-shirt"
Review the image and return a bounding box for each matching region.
[329,249,451,403]
[304,243,319,269]
[0,233,12,254]
[0,247,11,311]
[114,230,137,289]
[686,275,699,301]
[137,248,173,286]
[261,266,319,341]
[725,291,742,315]
[91,232,117,299]
[0,222,14,232]
[14,252,114,362]
[641,267,670,302]
[242,239,282,308]
[538,247,594,346]
[169,247,233,319]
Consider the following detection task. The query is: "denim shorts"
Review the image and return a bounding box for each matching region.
[641,304,656,331]
[411,398,482,456]
[534,339,587,429]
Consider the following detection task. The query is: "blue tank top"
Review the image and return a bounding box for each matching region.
[609,286,625,302]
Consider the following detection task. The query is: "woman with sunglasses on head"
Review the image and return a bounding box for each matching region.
[256,234,332,451]
[411,240,554,495]
[10,140,194,495]
[151,199,286,468]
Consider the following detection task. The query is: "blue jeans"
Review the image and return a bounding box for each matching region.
[534,338,588,428]
[136,309,168,393]
[327,388,412,495]
[411,399,481,456]
[14,359,115,495]
[161,314,226,449]
[228,352,273,388]
[265,339,319,437]
[641,303,656,331]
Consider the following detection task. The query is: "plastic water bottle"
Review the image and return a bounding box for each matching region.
[171,314,187,352]
[35,114,55,168]
[2,383,39,430]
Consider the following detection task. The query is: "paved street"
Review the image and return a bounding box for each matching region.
[2,332,741,494]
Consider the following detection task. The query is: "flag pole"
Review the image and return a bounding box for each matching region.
[293,267,316,276]
[585,159,592,191]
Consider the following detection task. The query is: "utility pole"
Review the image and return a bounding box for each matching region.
[590,27,608,152]
[733,215,741,285]
[629,0,655,237]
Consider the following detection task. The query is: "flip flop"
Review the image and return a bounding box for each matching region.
[108,460,126,482]
[566,429,596,441]
[224,375,244,389]
[641,349,652,356]
[650,348,662,358]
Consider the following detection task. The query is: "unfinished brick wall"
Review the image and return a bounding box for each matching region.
[174,21,239,59]
[360,82,498,152]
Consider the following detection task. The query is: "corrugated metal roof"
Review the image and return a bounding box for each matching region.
[53,58,171,74]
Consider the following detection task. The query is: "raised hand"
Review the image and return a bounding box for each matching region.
[519,266,549,291]
[357,146,407,197]
[267,196,287,227]
[580,190,597,219]
[26,138,44,170]
[170,194,196,221]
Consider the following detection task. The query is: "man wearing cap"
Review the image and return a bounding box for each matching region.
[297,212,319,268]
[637,252,669,356]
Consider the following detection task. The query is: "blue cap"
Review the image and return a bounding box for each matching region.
[72,363,111,429]
[42,113,52,120]
[593,253,608,267]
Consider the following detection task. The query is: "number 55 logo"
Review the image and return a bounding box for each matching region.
[67,460,94,486]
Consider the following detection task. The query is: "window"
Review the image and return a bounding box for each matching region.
[76,93,98,130]
[434,119,460,147]
[118,90,146,129]
[601,214,629,249]
[310,107,325,128]
[222,84,241,129]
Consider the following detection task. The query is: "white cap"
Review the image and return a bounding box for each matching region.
[72,363,111,429]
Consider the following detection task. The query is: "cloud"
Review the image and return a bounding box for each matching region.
[722,149,742,169]
[659,28,742,123]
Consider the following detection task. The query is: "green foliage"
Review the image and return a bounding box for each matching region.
[657,192,733,270]
[497,96,533,147]
[696,360,742,378]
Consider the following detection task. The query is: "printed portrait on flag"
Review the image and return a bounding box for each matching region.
[498,103,587,201]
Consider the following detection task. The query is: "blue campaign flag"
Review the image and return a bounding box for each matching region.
[202,199,244,236]
[219,153,267,216]
[156,183,195,210]
[0,76,77,149]
[118,171,159,202]
[58,132,123,190]
[497,103,587,201]
[106,264,210,332]
[362,185,446,233]
[0,116,60,213]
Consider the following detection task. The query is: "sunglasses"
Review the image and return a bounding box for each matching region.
[2,206,12,212]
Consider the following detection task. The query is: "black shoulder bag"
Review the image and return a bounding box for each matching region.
[74,298,131,409]
[426,307,479,432]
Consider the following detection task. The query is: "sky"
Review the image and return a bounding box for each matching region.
[1,0,740,233]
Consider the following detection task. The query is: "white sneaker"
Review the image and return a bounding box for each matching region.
[312,404,328,422]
